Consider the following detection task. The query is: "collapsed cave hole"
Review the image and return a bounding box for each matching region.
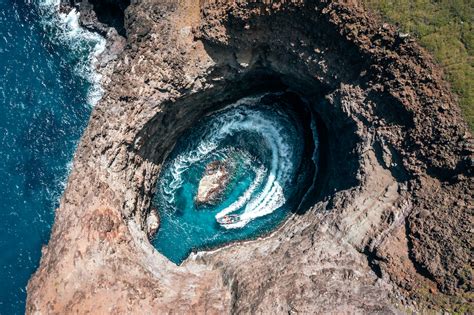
[135,70,359,264]
[87,0,130,36]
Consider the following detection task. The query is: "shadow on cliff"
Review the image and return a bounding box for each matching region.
[134,68,360,219]
[192,4,364,214]
[132,2,368,218]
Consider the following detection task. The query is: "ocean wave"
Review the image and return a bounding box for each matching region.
[35,0,106,106]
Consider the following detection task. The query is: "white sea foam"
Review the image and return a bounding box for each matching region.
[158,102,301,228]
[215,165,266,219]
[35,0,106,106]
[216,119,292,229]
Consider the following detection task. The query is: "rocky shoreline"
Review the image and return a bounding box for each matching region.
[27,1,472,313]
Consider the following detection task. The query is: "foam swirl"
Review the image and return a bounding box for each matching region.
[157,94,312,228]
[152,92,318,263]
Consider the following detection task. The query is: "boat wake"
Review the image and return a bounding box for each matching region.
[157,94,313,229]
[152,92,319,263]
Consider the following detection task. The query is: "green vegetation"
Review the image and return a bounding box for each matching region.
[413,284,474,314]
[363,0,473,130]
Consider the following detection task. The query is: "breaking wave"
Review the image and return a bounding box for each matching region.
[35,0,106,106]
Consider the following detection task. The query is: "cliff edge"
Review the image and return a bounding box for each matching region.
[27,0,472,313]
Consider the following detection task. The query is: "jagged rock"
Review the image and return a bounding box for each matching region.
[26,1,472,314]
[146,208,160,239]
[195,161,230,206]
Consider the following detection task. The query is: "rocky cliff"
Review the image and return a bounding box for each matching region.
[27,0,472,313]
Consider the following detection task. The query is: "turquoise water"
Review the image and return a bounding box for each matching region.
[153,94,319,264]
[0,0,103,313]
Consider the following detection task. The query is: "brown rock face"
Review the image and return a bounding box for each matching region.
[27,0,472,314]
[195,160,230,206]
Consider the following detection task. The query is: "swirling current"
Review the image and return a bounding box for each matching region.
[152,93,319,264]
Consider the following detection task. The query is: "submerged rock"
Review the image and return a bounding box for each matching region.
[195,161,230,206]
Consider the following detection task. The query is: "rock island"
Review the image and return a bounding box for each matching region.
[195,160,230,206]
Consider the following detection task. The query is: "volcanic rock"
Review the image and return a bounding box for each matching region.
[26,0,472,314]
[195,160,230,206]
[146,207,159,239]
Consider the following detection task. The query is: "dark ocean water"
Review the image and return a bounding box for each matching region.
[0,0,102,313]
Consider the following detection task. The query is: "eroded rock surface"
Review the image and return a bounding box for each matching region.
[195,160,230,206]
[27,0,472,313]
[146,207,159,239]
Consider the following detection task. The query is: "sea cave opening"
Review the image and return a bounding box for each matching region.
[132,63,360,265]
[146,90,326,264]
